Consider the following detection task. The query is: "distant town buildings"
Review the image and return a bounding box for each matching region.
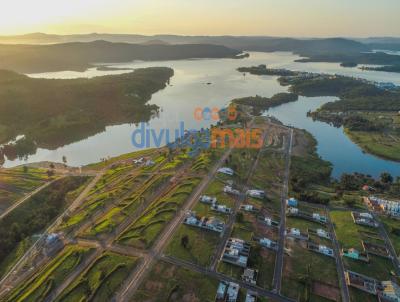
[367,196,400,218]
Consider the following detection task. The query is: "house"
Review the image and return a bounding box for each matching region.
[133,157,144,164]
[222,238,251,268]
[286,228,309,240]
[308,228,332,240]
[345,270,379,295]
[200,195,217,205]
[242,268,258,285]
[307,242,334,257]
[246,189,265,199]
[287,207,298,215]
[145,159,155,166]
[380,281,400,302]
[287,198,298,207]
[218,167,234,176]
[184,212,225,233]
[352,212,378,228]
[245,291,257,302]
[211,204,232,214]
[342,248,369,262]
[224,185,240,196]
[259,237,278,250]
[240,204,259,212]
[259,216,279,227]
[226,282,240,302]
[44,233,64,256]
[216,282,228,301]
[312,213,327,223]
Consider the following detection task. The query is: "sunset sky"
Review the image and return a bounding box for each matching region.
[1,0,399,37]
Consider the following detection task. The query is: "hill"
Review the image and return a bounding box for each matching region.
[0,41,242,73]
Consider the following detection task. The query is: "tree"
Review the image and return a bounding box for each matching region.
[46,169,54,177]
[380,172,393,184]
[62,156,67,166]
[236,212,244,223]
[181,235,189,249]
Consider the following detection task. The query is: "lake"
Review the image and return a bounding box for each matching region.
[3,52,400,178]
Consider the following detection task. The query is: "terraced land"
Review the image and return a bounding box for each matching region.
[81,172,172,238]
[56,251,139,302]
[0,166,49,213]
[58,160,154,232]
[117,176,202,249]
[4,246,94,302]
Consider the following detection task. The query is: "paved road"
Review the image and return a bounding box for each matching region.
[115,146,234,301]
[272,128,293,294]
[162,255,296,302]
[0,177,63,221]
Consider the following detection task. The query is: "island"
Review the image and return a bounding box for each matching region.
[237,65,400,162]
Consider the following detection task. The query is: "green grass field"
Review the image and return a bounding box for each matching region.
[282,242,339,301]
[346,129,400,162]
[165,224,220,267]
[330,210,395,280]
[134,260,219,302]
[56,251,139,302]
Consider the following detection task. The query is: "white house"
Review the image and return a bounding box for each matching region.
[218,167,234,176]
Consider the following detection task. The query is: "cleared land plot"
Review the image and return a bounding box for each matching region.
[0,166,49,213]
[133,260,219,302]
[165,224,221,267]
[5,246,93,302]
[248,150,285,211]
[56,251,139,302]
[282,240,340,302]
